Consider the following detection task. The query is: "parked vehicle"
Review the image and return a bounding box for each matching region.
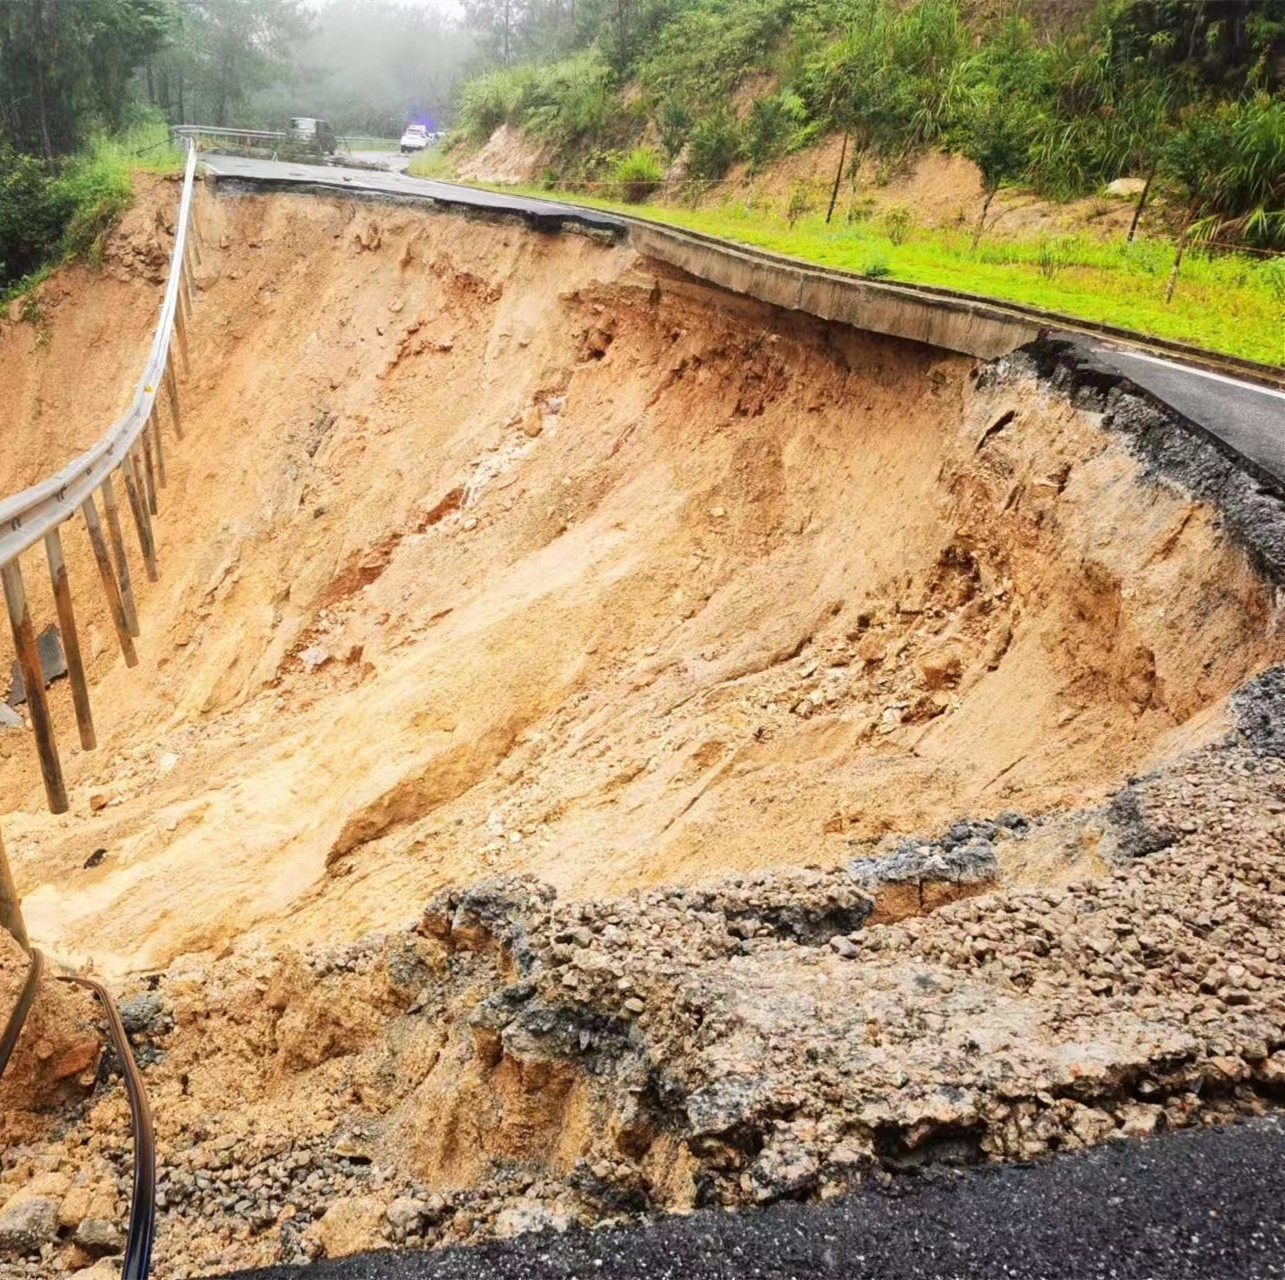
[288,117,337,155]
[400,124,431,153]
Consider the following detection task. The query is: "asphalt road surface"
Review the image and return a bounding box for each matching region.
[1069,336,1285,487]
[203,153,626,235]
[222,1115,1285,1280]
[203,152,1282,488]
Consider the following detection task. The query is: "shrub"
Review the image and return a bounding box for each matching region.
[1036,235,1067,279]
[0,145,72,284]
[0,133,136,291]
[688,106,741,182]
[458,68,527,141]
[656,100,692,162]
[459,54,616,150]
[612,147,664,202]
[883,205,913,245]
[744,90,807,172]
[55,148,133,262]
[786,180,815,228]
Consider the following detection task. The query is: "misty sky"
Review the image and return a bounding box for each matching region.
[305,0,465,11]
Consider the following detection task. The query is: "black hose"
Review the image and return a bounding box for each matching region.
[0,945,44,1081]
[59,974,156,1280]
[0,952,156,1278]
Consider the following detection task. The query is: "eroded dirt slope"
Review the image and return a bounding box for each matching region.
[0,181,1281,976]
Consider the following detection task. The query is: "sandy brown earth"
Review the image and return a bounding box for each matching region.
[0,177,1283,1275]
[1,182,1277,975]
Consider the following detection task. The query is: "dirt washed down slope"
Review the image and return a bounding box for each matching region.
[1,183,1281,974]
[0,177,1284,1277]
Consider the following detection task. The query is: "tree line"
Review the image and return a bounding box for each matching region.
[0,0,476,288]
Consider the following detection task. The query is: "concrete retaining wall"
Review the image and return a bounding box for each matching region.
[629,224,1041,361]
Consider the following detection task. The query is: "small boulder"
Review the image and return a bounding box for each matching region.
[117,991,165,1035]
[74,1218,124,1257]
[492,1201,572,1239]
[385,1197,424,1237]
[0,1196,60,1254]
[315,1195,385,1258]
[1106,177,1147,197]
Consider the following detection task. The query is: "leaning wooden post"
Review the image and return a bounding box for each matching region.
[149,403,167,488]
[1,558,68,814]
[44,527,95,751]
[99,477,139,639]
[164,355,183,439]
[80,493,138,663]
[121,455,158,583]
[140,428,159,517]
[188,206,203,265]
[175,288,192,376]
[0,823,29,951]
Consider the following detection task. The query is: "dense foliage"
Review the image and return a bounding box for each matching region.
[0,0,479,289]
[0,0,166,289]
[457,0,1285,248]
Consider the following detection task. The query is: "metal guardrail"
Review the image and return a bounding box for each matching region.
[171,124,288,148]
[0,139,201,817]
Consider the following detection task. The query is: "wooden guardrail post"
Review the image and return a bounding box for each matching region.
[175,287,192,376]
[140,430,159,517]
[164,355,183,438]
[149,404,167,488]
[2,558,68,814]
[121,455,158,583]
[0,824,29,951]
[99,477,140,638]
[44,527,95,751]
[0,143,197,820]
[83,491,139,663]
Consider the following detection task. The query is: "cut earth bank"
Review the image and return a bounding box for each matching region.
[0,177,1283,1277]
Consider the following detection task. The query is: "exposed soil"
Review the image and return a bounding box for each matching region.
[2,183,1278,974]
[1,177,1283,1276]
[453,126,1169,241]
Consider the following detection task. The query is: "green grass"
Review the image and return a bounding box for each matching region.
[1,119,183,302]
[87,119,187,175]
[464,182,1285,366]
[406,147,455,180]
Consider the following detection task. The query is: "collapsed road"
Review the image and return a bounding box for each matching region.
[2,153,1284,1280]
[201,153,1285,487]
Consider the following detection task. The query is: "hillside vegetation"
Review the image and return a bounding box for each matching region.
[457,0,1284,252]
[444,0,1285,362]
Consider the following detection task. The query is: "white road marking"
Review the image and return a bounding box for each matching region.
[1097,346,1285,402]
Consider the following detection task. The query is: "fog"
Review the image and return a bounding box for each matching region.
[253,0,476,137]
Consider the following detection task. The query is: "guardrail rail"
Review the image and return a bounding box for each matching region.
[0,140,201,816]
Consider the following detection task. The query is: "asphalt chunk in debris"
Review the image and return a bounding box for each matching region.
[6,625,68,707]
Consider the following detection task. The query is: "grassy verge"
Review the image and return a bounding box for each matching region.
[86,119,186,176]
[406,146,457,180]
[458,182,1285,366]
